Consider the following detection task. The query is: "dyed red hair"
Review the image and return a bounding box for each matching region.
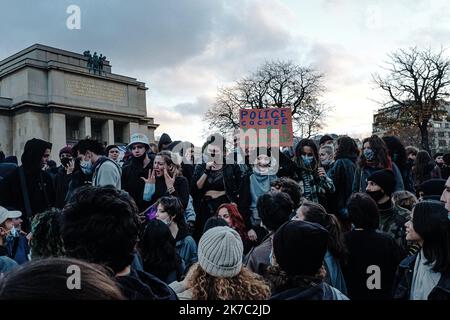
[216,203,248,241]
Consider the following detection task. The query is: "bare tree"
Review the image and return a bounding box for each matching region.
[204,60,328,137]
[373,47,450,153]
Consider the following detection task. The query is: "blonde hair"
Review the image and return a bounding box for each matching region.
[187,263,271,300]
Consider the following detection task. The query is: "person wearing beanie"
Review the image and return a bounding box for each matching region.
[0,138,55,233]
[366,169,409,251]
[267,220,348,300]
[417,178,446,201]
[54,146,74,208]
[319,135,334,147]
[169,226,270,300]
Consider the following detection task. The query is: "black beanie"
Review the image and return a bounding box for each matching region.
[418,179,446,197]
[367,169,396,197]
[273,220,328,276]
[319,135,333,146]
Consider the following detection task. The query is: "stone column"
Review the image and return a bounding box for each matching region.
[80,116,91,138]
[102,119,114,145]
[126,122,139,143]
[49,113,66,164]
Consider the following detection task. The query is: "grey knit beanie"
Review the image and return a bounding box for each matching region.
[198,226,243,278]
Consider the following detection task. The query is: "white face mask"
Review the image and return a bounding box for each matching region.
[161,217,172,226]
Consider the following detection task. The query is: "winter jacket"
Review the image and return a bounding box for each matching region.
[327,157,357,218]
[270,282,349,300]
[121,157,153,211]
[324,251,347,296]
[238,169,278,229]
[378,201,410,253]
[343,229,404,300]
[0,256,18,274]
[144,176,190,210]
[0,142,55,232]
[5,232,29,265]
[244,233,272,276]
[175,228,198,270]
[54,166,72,209]
[169,280,193,300]
[394,253,450,300]
[352,163,404,193]
[65,169,92,203]
[115,268,178,300]
[293,157,335,204]
[92,156,122,189]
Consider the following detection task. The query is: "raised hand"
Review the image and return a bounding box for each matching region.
[66,159,75,175]
[318,167,326,177]
[164,168,176,190]
[141,169,156,184]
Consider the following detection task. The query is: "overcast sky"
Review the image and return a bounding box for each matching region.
[1,0,450,146]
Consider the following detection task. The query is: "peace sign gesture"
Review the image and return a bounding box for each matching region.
[164,168,176,190]
[141,169,156,184]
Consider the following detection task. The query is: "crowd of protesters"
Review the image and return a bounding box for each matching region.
[0,131,449,300]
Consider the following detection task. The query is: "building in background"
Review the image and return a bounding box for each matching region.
[373,104,450,155]
[0,44,158,162]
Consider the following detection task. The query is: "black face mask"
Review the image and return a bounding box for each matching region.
[367,190,385,202]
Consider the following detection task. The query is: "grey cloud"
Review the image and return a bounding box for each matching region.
[172,96,214,116]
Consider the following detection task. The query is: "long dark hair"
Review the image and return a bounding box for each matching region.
[347,193,379,230]
[335,136,359,161]
[412,201,450,275]
[156,196,188,235]
[139,219,183,281]
[413,150,434,184]
[382,136,407,173]
[359,135,391,169]
[300,201,348,263]
[295,139,319,170]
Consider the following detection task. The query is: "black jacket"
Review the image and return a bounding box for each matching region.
[191,162,242,204]
[150,176,190,210]
[394,253,450,300]
[343,229,404,300]
[121,157,153,212]
[54,166,72,209]
[327,157,357,218]
[270,282,348,300]
[115,268,178,300]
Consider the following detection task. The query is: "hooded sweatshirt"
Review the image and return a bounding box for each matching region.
[92,156,122,189]
[158,133,172,152]
[0,139,55,231]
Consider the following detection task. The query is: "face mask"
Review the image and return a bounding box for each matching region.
[80,160,93,175]
[10,227,18,237]
[367,190,385,202]
[364,148,375,161]
[321,159,332,166]
[302,155,315,167]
